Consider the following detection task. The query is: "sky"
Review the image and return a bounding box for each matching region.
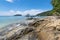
[0,0,53,16]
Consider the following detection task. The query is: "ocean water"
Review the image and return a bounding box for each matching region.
[0,16,46,29]
[0,16,26,28]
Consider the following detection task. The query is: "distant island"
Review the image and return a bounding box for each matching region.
[36,0,60,16]
[14,14,22,16]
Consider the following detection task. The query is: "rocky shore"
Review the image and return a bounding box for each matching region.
[0,20,34,40]
[0,16,60,40]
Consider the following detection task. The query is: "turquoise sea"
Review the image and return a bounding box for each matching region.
[0,16,26,28]
[0,16,46,29]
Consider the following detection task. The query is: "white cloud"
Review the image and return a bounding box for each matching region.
[0,9,46,16]
[6,0,14,3]
[23,9,44,15]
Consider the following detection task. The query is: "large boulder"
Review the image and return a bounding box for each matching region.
[30,16,60,40]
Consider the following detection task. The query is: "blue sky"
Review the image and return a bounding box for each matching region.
[0,0,53,16]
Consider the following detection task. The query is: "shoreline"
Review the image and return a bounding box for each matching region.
[0,16,48,40]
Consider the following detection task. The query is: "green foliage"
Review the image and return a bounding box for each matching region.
[36,0,60,16]
[36,11,52,16]
[52,0,60,13]
[14,14,22,16]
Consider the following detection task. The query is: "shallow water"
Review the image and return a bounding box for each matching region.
[0,16,46,29]
[0,16,26,28]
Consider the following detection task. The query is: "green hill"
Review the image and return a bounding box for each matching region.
[36,0,60,16]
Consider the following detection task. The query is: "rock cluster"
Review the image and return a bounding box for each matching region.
[30,16,60,40]
[1,16,60,40]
